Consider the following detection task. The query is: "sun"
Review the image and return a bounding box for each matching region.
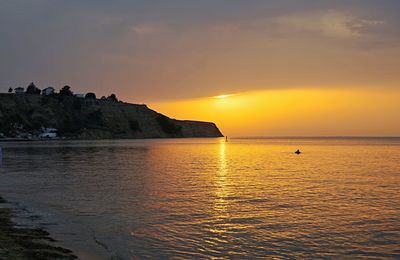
[215,94,233,99]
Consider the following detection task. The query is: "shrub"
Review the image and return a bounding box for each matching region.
[26,82,41,94]
[73,98,82,110]
[156,115,181,135]
[107,94,118,102]
[86,110,103,126]
[58,116,82,134]
[129,119,141,132]
[85,92,96,99]
[59,85,73,96]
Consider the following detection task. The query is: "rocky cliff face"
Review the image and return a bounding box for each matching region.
[0,94,223,139]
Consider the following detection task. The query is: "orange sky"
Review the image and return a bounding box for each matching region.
[2,2,400,136]
[150,88,400,137]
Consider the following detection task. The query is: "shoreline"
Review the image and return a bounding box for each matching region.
[0,136,224,143]
[0,197,76,259]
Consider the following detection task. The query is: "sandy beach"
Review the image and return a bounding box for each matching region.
[0,197,76,259]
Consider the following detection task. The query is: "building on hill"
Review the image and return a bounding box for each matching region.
[42,86,55,96]
[14,87,24,94]
[39,128,58,139]
[75,93,85,98]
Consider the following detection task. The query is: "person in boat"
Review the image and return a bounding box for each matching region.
[295,149,301,154]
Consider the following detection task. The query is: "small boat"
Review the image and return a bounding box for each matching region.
[295,149,301,154]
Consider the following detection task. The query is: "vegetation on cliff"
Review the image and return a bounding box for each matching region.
[0,85,223,139]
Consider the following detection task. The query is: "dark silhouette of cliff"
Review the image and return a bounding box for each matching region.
[0,93,223,139]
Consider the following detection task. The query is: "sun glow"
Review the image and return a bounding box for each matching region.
[215,94,233,99]
[150,88,400,137]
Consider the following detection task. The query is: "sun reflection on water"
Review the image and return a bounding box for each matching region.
[210,140,231,236]
[2,139,400,258]
[215,140,228,209]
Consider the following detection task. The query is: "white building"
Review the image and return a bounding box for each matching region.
[39,128,58,139]
[42,86,55,96]
[14,87,24,94]
[75,94,85,98]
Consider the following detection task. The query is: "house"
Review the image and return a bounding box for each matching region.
[42,86,55,96]
[75,94,85,98]
[39,128,58,139]
[14,87,24,94]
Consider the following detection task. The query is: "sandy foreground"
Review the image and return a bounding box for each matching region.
[0,197,77,259]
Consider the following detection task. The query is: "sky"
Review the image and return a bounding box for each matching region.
[1,1,400,136]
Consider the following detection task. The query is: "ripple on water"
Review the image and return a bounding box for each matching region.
[0,138,399,258]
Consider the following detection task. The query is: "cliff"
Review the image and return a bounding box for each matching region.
[0,94,223,139]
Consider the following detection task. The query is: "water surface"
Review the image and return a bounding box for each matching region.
[0,138,399,258]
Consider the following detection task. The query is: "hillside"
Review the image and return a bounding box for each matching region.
[0,94,223,139]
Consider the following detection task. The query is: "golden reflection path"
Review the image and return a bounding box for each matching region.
[215,140,228,211]
[210,139,231,236]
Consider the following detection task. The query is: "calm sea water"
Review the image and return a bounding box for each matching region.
[0,138,399,259]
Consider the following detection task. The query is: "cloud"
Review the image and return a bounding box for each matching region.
[0,1,398,101]
[274,10,385,38]
[201,9,386,43]
[131,23,170,35]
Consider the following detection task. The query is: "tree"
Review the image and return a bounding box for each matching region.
[59,85,73,96]
[8,87,13,93]
[85,92,96,99]
[107,94,118,102]
[156,115,182,135]
[129,120,141,132]
[26,82,41,94]
[73,98,82,110]
[86,110,103,125]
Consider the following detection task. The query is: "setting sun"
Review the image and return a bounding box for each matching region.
[1,1,400,259]
[151,88,400,137]
[214,94,233,99]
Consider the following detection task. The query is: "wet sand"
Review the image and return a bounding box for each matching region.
[0,197,76,259]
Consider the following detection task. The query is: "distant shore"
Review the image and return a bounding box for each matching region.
[0,92,223,140]
[0,138,64,142]
[0,197,76,259]
[0,136,224,143]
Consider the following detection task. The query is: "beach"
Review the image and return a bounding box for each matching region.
[0,197,76,259]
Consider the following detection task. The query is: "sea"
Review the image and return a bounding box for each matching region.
[0,138,399,259]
